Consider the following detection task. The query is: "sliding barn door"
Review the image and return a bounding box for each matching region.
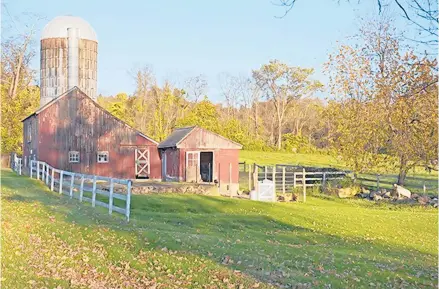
[185,151,200,182]
[135,148,150,178]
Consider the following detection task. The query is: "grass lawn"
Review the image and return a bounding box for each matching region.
[2,169,438,288]
[239,150,438,194]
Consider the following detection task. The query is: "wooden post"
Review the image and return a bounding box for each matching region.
[46,164,50,185]
[37,161,40,180]
[302,168,306,203]
[282,167,286,195]
[59,171,64,194]
[252,163,258,191]
[109,179,114,214]
[423,181,426,194]
[30,160,33,178]
[51,168,55,191]
[79,175,85,202]
[126,180,132,221]
[229,163,232,198]
[69,173,75,198]
[92,176,97,207]
[18,159,22,175]
[272,165,276,192]
[248,165,252,191]
[293,172,296,188]
[322,172,327,189]
[264,166,267,179]
[244,161,246,173]
[376,174,380,189]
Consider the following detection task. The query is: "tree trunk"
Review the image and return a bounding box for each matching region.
[397,156,408,186]
[277,120,282,150]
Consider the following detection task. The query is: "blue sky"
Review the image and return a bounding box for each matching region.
[4,0,410,102]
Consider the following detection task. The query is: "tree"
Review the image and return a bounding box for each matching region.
[1,7,42,153]
[252,60,323,150]
[325,20,438,184]
[274,0,438,48]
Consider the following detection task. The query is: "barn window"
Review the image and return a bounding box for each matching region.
[69,151,80,163]
[97,151,109,163]
[187,152,199,167]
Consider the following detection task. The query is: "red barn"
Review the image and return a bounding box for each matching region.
[22,87,161,180]
[158,126,242,194]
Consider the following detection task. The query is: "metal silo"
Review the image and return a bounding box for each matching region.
[40,16,98,107]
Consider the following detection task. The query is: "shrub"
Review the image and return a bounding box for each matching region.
[282,133,318,154]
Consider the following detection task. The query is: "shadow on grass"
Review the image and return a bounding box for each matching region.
[2,170,438,287]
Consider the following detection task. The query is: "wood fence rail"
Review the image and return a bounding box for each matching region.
[12,158,132,221]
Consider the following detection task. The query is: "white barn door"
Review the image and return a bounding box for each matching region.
[135,148,150,178]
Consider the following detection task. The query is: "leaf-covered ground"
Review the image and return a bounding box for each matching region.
[2,169,438,288]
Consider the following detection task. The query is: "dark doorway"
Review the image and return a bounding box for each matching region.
[200,152,213,182]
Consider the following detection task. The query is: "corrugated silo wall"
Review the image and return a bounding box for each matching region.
[40,38,98,105]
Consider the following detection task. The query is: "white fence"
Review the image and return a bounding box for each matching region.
[13,159,132,221]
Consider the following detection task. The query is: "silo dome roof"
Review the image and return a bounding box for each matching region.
[41,16,97,41]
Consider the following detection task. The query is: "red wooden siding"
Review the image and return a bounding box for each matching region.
[23,88,161,179]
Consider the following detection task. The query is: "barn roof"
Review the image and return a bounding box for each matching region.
[158,126,196,149]
[22,87,159,144]
[158,126,242,149]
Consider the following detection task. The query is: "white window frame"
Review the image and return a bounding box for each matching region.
[27,123,32,143]
[97,151,109,163]
[69,151,80,163]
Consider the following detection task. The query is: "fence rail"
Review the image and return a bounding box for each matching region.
[248,164,350,194]
[13,159,132,221]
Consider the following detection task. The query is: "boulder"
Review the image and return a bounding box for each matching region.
[411,193,419,199]
[369,191,379,198]
[381,191,391,198]
[393,184,411,199]
[361,187,370,194]
[418,195,430,205]
[277,195,286,202]
[380,188,388,195]
[373,194,383,201]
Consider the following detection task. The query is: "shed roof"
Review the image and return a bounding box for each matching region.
[158,126,242,149]
[158,126,196,149]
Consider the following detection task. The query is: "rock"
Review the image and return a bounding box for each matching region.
[369,191,378,198]
[434,203,438,208]
[380,188,387,195]
[411,193,419,199]
[382,192,391,198]
[277,195,285,202]
[361,193,370,198]
[373,194,383,201]
[417,195,430,205]
[361,187,370,194]
[393,184,411,199]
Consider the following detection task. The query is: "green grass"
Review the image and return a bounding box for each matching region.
[239,150,438,194]
[2,169,438,288]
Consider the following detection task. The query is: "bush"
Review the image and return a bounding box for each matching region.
[282,133,318,154]
[323,176,360,198]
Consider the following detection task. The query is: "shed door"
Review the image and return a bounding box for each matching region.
[135,148,150,178]
[185,151,200,182]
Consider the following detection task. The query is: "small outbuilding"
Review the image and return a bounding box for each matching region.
[22,87,161,180]
[158,126,242,194]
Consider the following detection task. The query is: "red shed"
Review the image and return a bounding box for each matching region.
[158,126,242,194]
[22,87,161,180]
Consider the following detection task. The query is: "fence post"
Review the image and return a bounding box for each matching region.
[59,170,64,194]
[109,178,114,214]
[302,168,306,203]
[46,164,50,184]
[272,166,276,201]
[126,180,132,222]
[248,164,252,192]
[252,163,258,191]
[79,175,85,202]
[293,172,296,188]
[92,176,97,207]
[37,161,40,180]
[264,166,267,179]
[376,174,380,189]
[51,168,55,191]
[282,167,286,195]
[322,172,327,190]
[69,173,75,198]
[423,181,426,194]
[229,163,232,198]
[18,159,22,175]
[30,160,33,178]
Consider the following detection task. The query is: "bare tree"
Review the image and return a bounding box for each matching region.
[274,0,438,47]
[184,75,207,103]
